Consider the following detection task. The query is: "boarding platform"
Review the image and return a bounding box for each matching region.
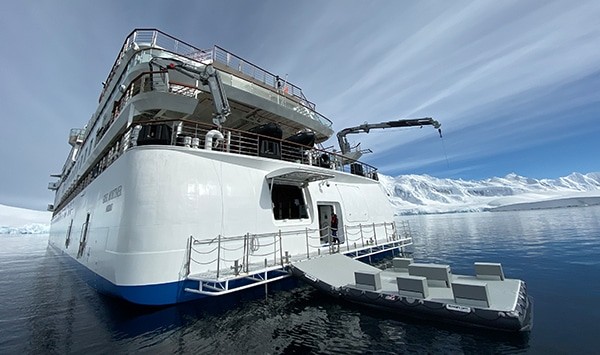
[184,229,412,297]
[290,254,533,332]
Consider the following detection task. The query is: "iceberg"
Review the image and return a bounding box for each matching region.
[0,204,51,234]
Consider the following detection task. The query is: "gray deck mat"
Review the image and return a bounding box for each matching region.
[292,254,521,311]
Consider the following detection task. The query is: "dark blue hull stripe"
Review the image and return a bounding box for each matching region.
[49,243,400,306]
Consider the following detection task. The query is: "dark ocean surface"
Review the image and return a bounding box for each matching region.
[1,206,599,354]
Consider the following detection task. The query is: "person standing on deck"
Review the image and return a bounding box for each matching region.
[331,213,339,244]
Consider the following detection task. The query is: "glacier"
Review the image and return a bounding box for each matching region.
[0,204,51,234]
[2,172,600,233]
[380,172,600,215]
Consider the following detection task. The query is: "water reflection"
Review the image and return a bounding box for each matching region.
[4,206,600,353]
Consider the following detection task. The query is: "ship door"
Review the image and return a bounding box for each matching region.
[77,213,90,259]
[318,203,343,244]
[318,204,335,243]
[65,219,73,248]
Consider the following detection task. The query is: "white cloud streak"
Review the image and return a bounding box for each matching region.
[287,1,600,175]
[1,0,599,208]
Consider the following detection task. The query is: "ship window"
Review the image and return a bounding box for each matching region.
[271,183,308,220]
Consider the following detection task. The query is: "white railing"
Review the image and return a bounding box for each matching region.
[100,29,332,128]
[186,221,412,281]
[52,114,379,215]
[211,45,315,110]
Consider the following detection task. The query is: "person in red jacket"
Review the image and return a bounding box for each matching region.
[331,213,339,244]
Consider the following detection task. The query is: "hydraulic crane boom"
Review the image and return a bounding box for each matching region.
[168,62,231,127]
[151,56,231,127]
[337,117,442,156]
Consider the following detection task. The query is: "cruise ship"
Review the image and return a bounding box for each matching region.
[47,29,419,306]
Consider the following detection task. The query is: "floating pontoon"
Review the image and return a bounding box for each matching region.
[290,254,533,332]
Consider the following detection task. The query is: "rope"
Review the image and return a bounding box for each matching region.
[361,291,383,301]
[440,134,450,169]
[255,239,277,247]
[191,245,218,255]
[190,256,217,265]
[470,311,503,321]
[219,244,245,252]
[307,242,325,248]
[251,250,276,257]
[249,235,260,251]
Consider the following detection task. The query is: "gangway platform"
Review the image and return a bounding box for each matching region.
[289,254,533,332]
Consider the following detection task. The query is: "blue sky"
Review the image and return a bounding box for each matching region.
[1,0,599,210]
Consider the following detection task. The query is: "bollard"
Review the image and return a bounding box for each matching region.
[233,260,240,276]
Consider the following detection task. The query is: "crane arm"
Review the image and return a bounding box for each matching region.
[337,117,442,155]
[169,62,231,127]
[152,57,231,127]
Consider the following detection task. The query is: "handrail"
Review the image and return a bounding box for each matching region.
[151,117,378,177]
[186,220,409,280]
[52,115,379,215]
[69,28,332,192]
[99,29,318,115]
[96,70,168,142]
[52,115,378,216]
[211,45,315,110]
[164,71,332,128]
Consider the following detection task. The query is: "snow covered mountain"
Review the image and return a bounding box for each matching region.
[2,172,600,233]
[0,204,51,234]
[379,172,600,215]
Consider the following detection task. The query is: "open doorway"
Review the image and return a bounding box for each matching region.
[317,203,343,244]
[271,183,308,220]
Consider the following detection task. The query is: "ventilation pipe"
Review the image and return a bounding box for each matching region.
[205,130,224,150]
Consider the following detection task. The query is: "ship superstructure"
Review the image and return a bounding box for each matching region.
[48,29,412,305]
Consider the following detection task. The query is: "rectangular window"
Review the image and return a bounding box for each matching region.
[271,183,308,220]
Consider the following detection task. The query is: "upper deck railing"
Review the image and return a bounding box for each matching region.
[210,45,315,110]
[102,29,322,117]
[54,112,379,216]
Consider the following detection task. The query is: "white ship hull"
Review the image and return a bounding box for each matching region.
[49,145,402,305]
[47,29,414,305]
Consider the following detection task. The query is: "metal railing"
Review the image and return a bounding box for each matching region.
[211,45,315,110]
[186,221,411,281]
[53,115,378,216]
[96,70,169,142]
[100,29,324,121]
[150,119,379,178]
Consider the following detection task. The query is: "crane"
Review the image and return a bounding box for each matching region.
[151,57,231,127]
[336,117,442,162]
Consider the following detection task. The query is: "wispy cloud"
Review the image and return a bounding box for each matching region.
[286,1,600,177]
[1,0,599,209]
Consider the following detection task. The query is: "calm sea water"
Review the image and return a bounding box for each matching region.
[1,206,599,354]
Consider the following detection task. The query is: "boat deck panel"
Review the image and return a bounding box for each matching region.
[292,254,521,311]
[379,270,520,311]
[291,253,381,288]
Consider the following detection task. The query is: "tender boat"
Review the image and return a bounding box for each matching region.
[290,254,533,332]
